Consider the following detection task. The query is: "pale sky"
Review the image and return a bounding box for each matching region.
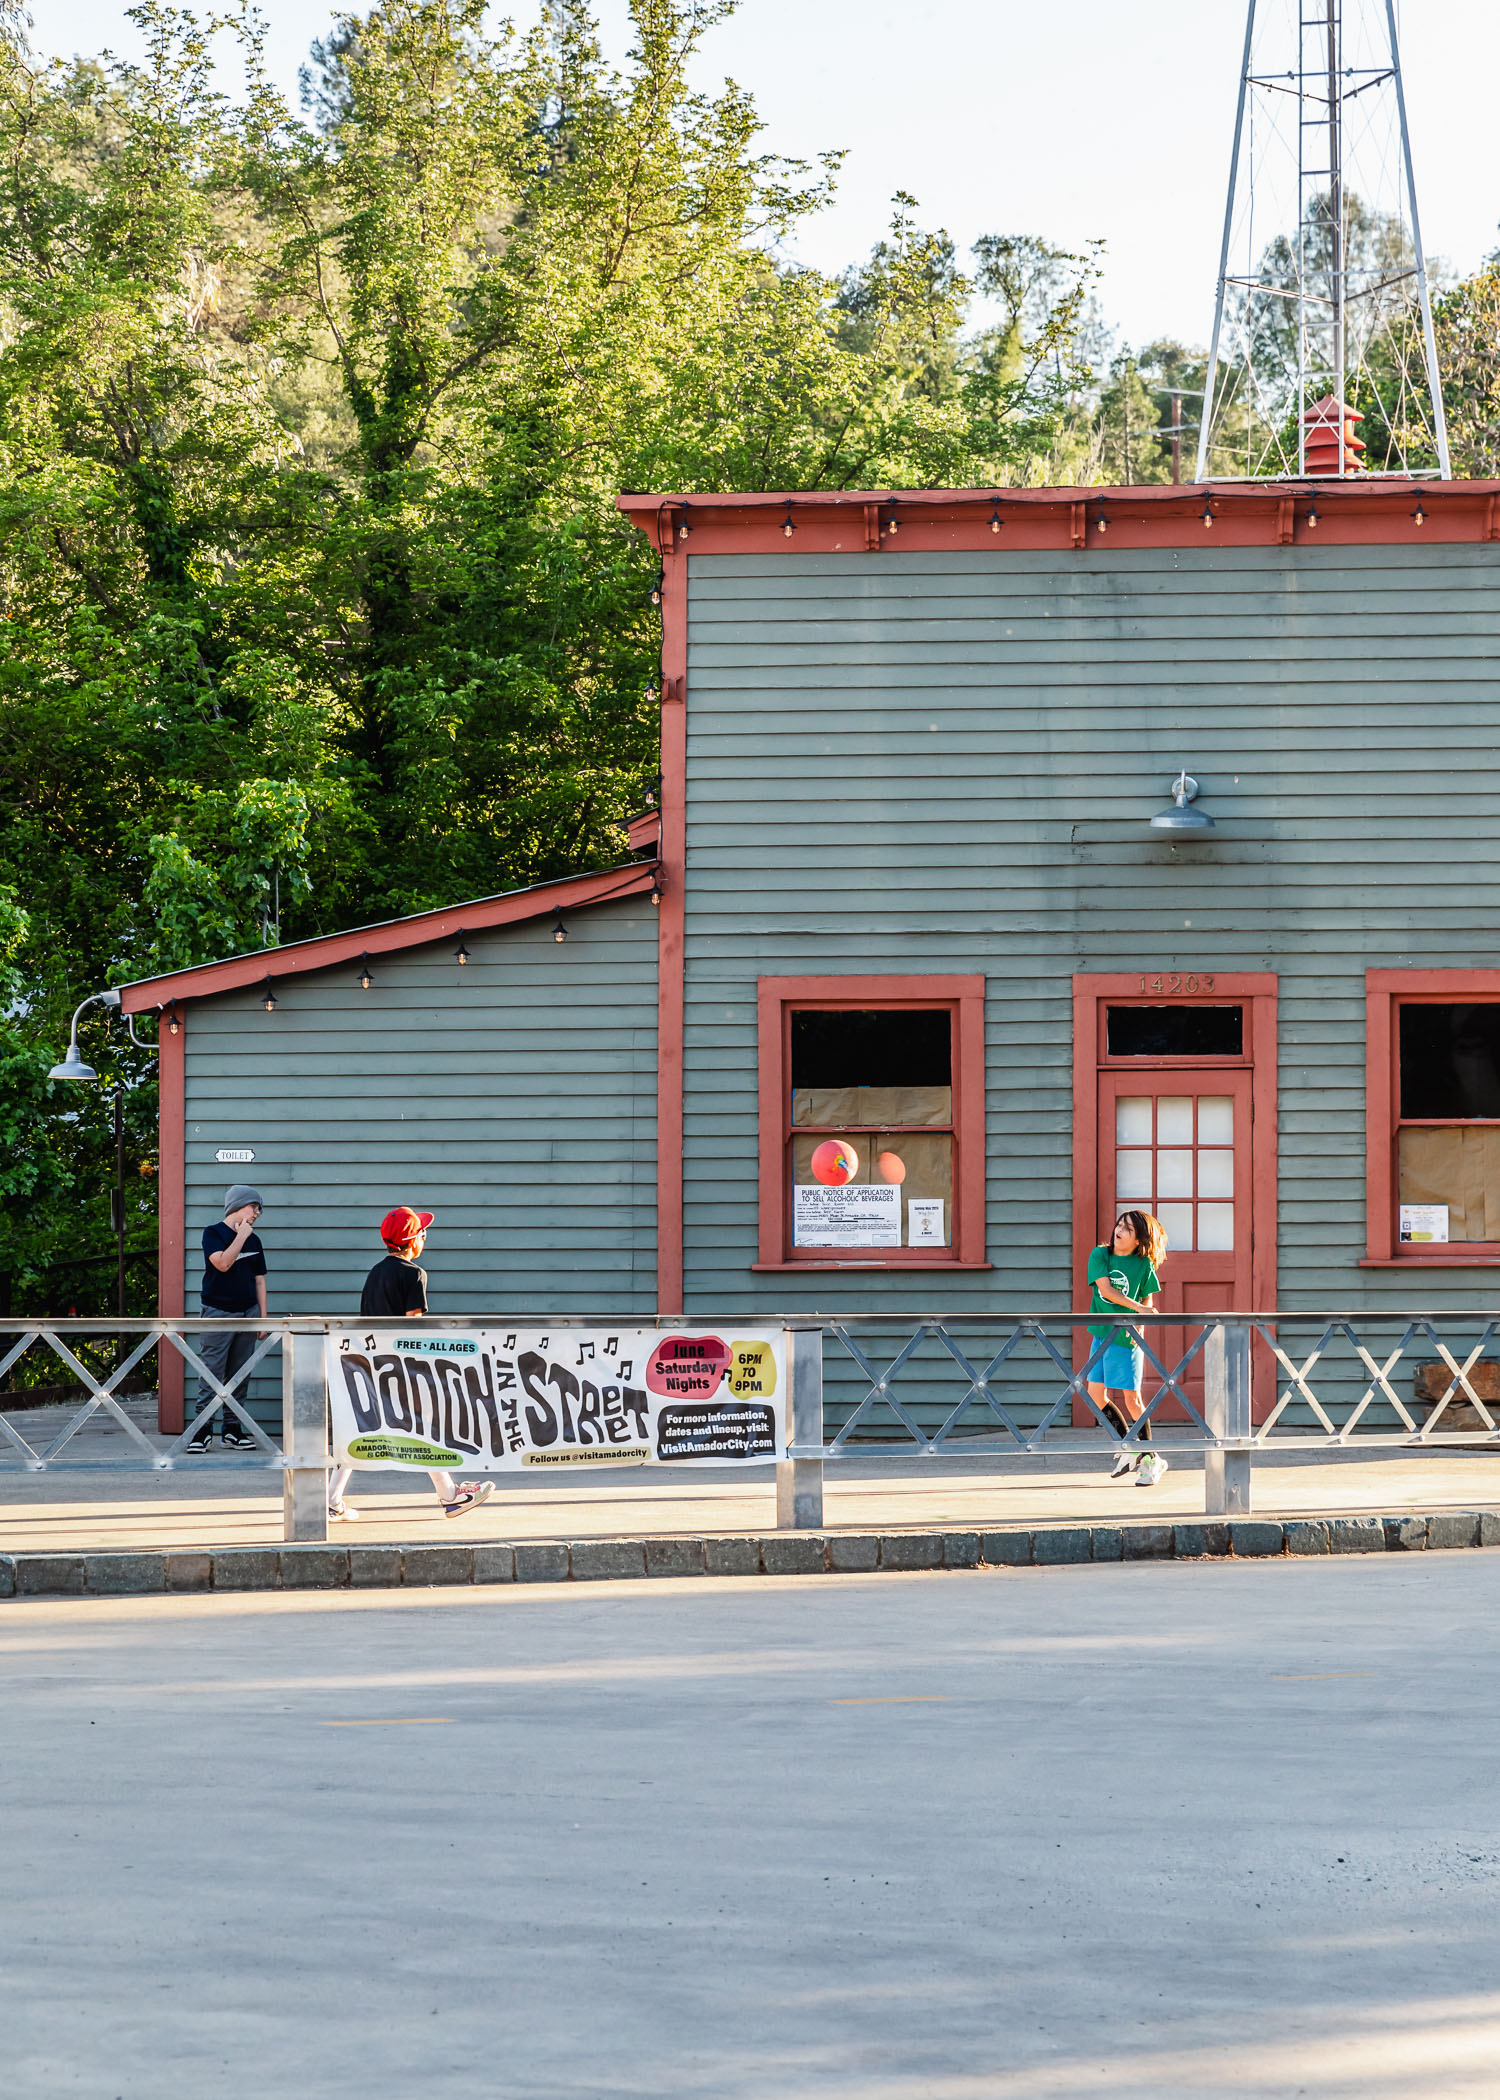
[35,0,1500,353]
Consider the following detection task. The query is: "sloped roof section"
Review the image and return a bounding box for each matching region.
[119,861,656,1014]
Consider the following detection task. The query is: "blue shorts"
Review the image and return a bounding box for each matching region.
[1095,1339,1144,1393]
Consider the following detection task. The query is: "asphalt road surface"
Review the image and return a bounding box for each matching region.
[3,1556,1499,2099]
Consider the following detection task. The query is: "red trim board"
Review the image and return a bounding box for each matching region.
[619,480,1500,557]
[656,524,688,1316]
[119,862,655,1014]
[156,1013,186,1432]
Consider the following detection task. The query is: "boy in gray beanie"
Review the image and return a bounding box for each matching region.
[188,1185,268,1451]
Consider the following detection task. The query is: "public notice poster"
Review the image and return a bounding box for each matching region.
[327,1327,787,1472]
[793,1182,901,1247]
[1399,1203,1449,1243]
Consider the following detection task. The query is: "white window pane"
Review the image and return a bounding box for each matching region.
[1198,1096,1234,1144]
[1115,1149,1154,1202]
[1157,1096,1193,1143]
[1157,1148,1194,1197]
[1197,1202,1235,1251]
[1156,1202,1194,1251]
[1116,1097,1152,1144]
[1198,1149,1234,1198]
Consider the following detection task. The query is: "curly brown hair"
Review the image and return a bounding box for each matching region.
[1113,1210,1168,1268]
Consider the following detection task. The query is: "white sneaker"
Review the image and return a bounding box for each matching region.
[1110,1449,1140,1479]
[1136,1453,1169,1487]
[328,1501,360,1521]
[441,1481,495,1518]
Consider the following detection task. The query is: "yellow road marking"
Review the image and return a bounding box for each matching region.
[831,1696,948,1705]
[319,1717,455,1726]
[1272,1673,1374,1681]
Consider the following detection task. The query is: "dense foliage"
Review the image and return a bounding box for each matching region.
[3,0,1497,1303]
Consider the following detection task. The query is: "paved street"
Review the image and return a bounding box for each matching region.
[4,1555,1500,2097]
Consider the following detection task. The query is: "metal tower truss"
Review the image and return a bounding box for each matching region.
[1197,0,1450,481]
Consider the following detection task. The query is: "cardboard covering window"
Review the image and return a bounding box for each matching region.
[1398,1126,1500,1242]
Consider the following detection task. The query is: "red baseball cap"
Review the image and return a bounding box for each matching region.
[380,1206,434,1246]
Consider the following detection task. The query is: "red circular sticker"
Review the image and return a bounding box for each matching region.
[877,1150,906,1184]
[811,1138,859,1186]
[646,1333,732,1398]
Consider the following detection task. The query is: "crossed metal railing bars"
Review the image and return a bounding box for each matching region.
[816,1315,1500,1454]
[2,1312,1499,1540]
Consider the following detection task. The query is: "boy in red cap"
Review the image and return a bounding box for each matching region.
[327,1206,494,1523]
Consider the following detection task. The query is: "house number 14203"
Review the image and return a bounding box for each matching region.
[1139,973,1214,994]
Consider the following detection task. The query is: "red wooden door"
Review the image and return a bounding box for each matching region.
[1097,1070,1254,1417]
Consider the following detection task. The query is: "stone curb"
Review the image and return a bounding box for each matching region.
[6,1511,1500,1597]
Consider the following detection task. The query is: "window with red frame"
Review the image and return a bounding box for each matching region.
[1395,1001,1500,1246]
[757,979,986,1268]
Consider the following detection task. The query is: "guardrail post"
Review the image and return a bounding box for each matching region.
[1203,1321,1253,1516]
[282,1325,329,1543]
[777,1326,824,1530]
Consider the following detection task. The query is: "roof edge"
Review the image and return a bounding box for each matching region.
[120,861,655,1013]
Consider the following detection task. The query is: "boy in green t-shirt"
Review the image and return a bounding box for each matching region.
[1085,1211,1168,1485]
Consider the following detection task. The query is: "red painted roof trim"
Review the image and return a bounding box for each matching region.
[119,861,656,1013]
[618,479,1500,552]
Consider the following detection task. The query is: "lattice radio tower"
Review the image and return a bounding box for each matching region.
[1196,0,1450,481]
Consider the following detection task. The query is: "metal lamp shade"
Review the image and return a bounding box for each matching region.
[1150,770,1216,832]
[48,1040,98,1081]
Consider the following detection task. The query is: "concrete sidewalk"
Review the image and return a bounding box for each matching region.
[4,1421,1500,1554]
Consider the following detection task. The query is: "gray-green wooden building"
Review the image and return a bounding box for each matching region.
[123,477,1500,1428]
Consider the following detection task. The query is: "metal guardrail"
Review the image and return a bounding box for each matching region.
[2,1312,1498,1541]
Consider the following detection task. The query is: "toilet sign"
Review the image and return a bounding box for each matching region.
[214,1147,256,1164]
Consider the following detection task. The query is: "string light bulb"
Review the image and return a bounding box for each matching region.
[166,1005,181,1037]
[1306,501,1319,530]
[1201,501,1214,529]
[455,934,470,966]
[989,498,1002,535]
[885,502,899,537]
[1413,494,1427,527]
[650,570,663,605]
[261,979,278,1013]
[1095,505,1108,534]
[782,500,795,538]
[358,954,373,990]
[649,865,663,908]
[553,911,568,945]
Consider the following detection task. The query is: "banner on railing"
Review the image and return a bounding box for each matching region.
[326,1326,787,1471]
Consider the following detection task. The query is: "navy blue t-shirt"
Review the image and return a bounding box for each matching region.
[201,1223,267,1312]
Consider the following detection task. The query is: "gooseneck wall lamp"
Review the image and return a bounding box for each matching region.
[1149,770,1216,833]
[48,987,123,1081]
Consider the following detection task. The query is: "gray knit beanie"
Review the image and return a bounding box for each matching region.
[223,1184,264,1214]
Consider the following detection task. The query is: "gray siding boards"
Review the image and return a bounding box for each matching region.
[681,543,1500,1320]
[184,901,658,1337]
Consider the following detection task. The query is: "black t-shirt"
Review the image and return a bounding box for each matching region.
[200,1223,267,1312]
[361,1254,428,1317]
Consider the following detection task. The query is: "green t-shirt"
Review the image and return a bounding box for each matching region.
[1087,1244,1161,1339]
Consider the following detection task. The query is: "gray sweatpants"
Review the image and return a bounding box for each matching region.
[194,1311,258,1435]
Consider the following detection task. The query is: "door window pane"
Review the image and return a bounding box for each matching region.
[1155,1202,1194,1252]
[1157,1097,1193,1144]
[1198,1150,1234,1198]
[1156,1149,1194,1197]
[1198,1203,1235,1251]
[1106,1006,1243,1056]
[1116,1097,1153,1144]
[1115,1150,1154,1202]
[1197,1096,1234,1144]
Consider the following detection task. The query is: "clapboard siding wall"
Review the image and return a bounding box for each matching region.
[681,543,1500,1317]
[183,900,658,1328]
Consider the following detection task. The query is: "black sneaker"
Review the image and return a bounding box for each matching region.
[186,1427,213,1452]
[220,1424,256,1450]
